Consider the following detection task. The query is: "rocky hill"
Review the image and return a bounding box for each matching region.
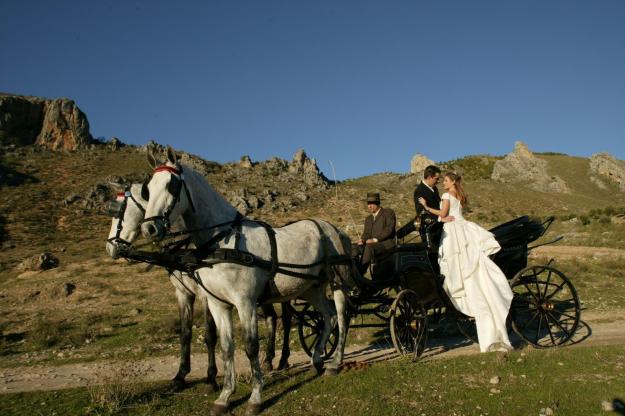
[0,93,92,150]
[1,94,625,274]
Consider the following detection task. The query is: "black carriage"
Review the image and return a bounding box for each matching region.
[296,215,581,358]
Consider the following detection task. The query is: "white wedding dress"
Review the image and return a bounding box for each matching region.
[438,193,514,352]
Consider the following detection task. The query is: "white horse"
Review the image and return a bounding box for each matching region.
[105,183,292,393]
[140,147,352,416]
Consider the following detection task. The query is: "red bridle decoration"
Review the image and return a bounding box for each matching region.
[153,165,181,175]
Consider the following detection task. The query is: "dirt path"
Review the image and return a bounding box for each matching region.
[1,310,624,394]
[531,245,625,259]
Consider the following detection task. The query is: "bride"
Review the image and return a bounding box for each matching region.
[418,172,513,352]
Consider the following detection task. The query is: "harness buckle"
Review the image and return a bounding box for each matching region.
[241,252,254,265]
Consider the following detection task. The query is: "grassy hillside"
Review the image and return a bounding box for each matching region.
[1,146,624,274]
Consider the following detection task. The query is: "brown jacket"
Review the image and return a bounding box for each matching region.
[362,207,396,249]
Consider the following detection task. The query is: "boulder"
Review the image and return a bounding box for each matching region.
[49,282,76,298]
[492,141,569,193]
[17,252,59,272]
[239,155,254,168]
[410,153,435,174]
[589,152,625,191]
[107,137,124,151]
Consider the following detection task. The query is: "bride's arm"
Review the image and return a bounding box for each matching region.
[419,199,450,218]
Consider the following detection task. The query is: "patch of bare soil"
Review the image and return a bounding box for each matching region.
[2,309,624,394]
[531,245,625,260]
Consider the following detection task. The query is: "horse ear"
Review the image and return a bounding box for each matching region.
[107,182,125,192]
[166,145,178,165]
[147,149,158,169]
[141,180,150,201]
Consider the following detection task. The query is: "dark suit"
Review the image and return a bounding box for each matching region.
[358,207,396,273]
[413,181,442,246]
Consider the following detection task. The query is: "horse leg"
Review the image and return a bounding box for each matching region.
[260,304,276,372]
[209,301,236,416]
[238,301,264,416]
[277,301,292,370]
[326,287,348,375]
[302,289,335,375]
[172,286,195,390]
[203,297,219,392]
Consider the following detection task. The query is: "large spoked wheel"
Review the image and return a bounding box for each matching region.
[390,289,427,358]
[455,313,478,343]
[509,265,581,348]
[296,303,339,358]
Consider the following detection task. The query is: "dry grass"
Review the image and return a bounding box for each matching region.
[86,361,152,414]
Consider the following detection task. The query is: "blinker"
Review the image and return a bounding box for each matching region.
[107,200,123,218]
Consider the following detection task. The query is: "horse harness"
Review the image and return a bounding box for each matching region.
[177,215,352,282]
[107,187,146,246]
[141,165,196,231]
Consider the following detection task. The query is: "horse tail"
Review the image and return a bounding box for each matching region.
[320,220,358,289]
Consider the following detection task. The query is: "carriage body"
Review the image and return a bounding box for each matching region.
[297,215,582,359]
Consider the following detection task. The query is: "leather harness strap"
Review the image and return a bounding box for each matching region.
[191,218,351,280]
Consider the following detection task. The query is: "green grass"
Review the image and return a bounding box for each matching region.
[1,344,623,415]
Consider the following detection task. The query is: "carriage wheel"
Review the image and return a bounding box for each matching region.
[455,313,478,343]
[296,303,339,359]
[509,265,581,348]
[390,289,427,358]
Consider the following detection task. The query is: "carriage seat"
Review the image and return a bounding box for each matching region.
[489,216,545,248]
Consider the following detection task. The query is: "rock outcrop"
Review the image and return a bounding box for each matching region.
[410,153,435,174]
[0,93,93,150]
[491,141,569,193]
[589,152,625,192]
[289,149,328,186]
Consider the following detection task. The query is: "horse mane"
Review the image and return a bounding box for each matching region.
[179,163,239,229]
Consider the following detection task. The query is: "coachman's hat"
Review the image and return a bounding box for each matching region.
[364,192,382,204]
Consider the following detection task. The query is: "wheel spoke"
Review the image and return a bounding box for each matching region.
[555,311,579,322]
[545,314,556,345]
[518,309,540,331]
[545,281,567,301]
[542,270,553,299]
[545,310,571,337]
[535,313,544,344]
[520,280,541,303]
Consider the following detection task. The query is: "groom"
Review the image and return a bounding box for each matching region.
[413,165,442,244]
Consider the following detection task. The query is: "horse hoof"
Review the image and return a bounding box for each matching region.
[170,378,186,392]
[205,378,219,393]
[245,403,262,416]
[210,403,229,416]
[313,362,324,376]
[261,361,273,372]
[324,366,339,376]
[277,361,290,371]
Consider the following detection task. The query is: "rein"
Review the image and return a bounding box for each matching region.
[142,164,196,231]
[107,188,146,246]
[128,164,352,281]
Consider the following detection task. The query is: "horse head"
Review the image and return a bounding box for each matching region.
[141,145,193,242]
[106,183,147,258]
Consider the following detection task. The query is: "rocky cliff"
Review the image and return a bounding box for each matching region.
[491,141,569,193]
[589,152,625,192]
[0,93,92,150]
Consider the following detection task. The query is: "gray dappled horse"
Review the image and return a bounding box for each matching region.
[105,184,292,392]
[140,147,352,416]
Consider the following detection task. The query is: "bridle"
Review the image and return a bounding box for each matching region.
[107,187,147,246]
[141,165,196,232]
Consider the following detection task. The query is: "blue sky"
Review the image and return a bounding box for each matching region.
[2,0,624,178]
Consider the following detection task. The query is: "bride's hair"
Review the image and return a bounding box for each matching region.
[446,172,468,207]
